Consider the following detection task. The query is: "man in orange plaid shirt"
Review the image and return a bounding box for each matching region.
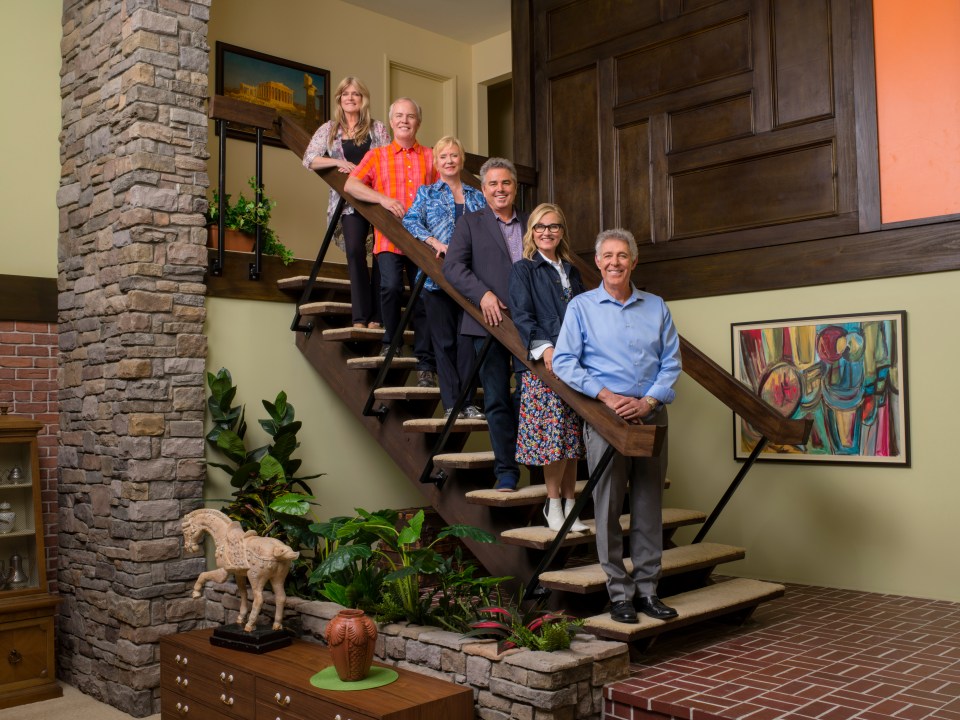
[345,98,437,386]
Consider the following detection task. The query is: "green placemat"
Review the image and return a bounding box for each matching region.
[310,665,399,691]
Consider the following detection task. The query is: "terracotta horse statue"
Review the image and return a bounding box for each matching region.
[181,508,299,632]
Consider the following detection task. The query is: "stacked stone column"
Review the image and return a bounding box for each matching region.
[58,0,211,715]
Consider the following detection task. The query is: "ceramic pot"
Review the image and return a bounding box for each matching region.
[207,226,255,252]
[0,502,13,534]
[324,608,377,681]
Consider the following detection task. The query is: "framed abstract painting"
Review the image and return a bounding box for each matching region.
[732,311,909,465]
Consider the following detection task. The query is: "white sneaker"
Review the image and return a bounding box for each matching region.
[563,499,589,533]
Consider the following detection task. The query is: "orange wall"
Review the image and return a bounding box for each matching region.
[874,0,960,223]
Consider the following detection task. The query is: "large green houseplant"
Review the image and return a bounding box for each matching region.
[207,177,294,264]
[205,367,323,594]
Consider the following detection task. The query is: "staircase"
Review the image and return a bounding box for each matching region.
[212,96,812,648]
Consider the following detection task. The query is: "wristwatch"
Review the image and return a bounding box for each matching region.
[644,396,660,411]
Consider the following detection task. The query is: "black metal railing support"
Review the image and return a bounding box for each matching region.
[209,118,228,277]
[522,443,617,601]
[290,196,347,334]
[249,127,264,281]
[361,270,429,420]
[418,334,494,487]
[692,435,769,544]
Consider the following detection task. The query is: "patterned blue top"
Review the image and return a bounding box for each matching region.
[402,179,487,291]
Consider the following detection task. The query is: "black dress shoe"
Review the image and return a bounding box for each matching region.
[609,601,638,624]
[636,595,678,620]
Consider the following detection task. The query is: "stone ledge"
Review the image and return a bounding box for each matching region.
[202,585,628,719]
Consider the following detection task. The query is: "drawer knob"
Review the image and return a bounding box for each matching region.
[274,692,291,707]
[175,676,188,688]
[8,650,22,666]
[219,671,234,686]
[176,702,189,715]
[220,693,234,707]
[175,654,188,666]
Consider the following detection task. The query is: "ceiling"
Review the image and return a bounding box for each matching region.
[338,0,511,44]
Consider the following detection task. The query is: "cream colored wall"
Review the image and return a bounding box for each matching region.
[0,0,61,278]
[204,297,423,517]
[471,31,512,154]
[208,0,480,262]
[665,271,960,601]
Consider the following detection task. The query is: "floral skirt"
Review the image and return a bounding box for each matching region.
[515,372,585,465]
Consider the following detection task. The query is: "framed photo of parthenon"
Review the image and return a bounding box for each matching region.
[214,42,330,147]
[732,311,909,466]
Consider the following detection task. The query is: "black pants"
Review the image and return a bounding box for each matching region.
[341,213,380,326]
[423,290,477,410]
[376,251,434,371]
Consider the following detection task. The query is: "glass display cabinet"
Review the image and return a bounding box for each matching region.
[0,409,61,709]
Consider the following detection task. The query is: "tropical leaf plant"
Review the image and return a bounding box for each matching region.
[466,599,584,653]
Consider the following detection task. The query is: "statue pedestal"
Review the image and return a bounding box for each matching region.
[210,623,293,654]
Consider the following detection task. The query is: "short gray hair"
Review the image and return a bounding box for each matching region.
[388,97,422,122]
[595,228,638,261]
[479,157,517,184]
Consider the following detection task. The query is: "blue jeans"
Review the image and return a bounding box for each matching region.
[376,251,434,371]
[473,337,520,484]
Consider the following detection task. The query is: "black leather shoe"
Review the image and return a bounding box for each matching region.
[636,595,678,620]
[609,601,638,624]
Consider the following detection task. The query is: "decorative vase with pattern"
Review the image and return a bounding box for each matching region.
[324,608,377,681]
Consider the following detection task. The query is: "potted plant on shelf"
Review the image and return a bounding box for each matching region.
[207,177,295,264]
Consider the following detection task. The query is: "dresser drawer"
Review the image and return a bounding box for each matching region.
[255,680,376,720]
[161,640,256,719]
[161,687,238,720]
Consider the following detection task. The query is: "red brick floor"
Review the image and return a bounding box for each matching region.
[605,582,960,720]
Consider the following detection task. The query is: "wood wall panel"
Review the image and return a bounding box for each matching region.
[772,0,834,126]
[549,67,601,252]
[545,0,660,62]
[615,16,751,105]
[517,0,960,299]
[669,94,754,152]
[671,142,837,238]
[616,121,651,241]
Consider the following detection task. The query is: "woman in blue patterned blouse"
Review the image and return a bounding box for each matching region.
[403,136,486,419]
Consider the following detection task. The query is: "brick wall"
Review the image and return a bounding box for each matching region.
[0,320,59,592]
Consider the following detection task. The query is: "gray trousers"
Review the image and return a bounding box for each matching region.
[584,406,668,604]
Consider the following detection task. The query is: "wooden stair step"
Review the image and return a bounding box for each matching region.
[432,451,495,470]
[323,328,411,342]
[466,481,589,507]
[299,301,352,317]
[279,275,351,293]
[581,578,785,642]
[402,417,488,433]
[538,542,746,594]
[500,508,707,549]
[465,478,671,508]
[374,386,441,400]
[347,356,419,369]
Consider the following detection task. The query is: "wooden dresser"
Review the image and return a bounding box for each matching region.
[160,629,474,720]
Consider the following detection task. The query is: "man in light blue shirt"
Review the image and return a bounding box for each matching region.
[553,228,681,624]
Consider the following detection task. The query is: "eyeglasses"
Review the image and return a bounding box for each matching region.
[533,223,563,233]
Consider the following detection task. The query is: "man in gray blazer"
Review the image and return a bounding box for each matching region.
[444,158,529,491]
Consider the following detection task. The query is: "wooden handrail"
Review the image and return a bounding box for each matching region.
[209,97,808,452]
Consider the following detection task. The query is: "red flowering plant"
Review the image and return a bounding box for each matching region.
[466,600,584,652]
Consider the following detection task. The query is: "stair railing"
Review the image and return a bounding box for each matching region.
[208,96,275,280]
[290,196,346,333]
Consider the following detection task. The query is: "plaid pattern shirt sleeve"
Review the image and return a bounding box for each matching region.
[349,141,437,255]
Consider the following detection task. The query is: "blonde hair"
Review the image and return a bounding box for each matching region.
[433,135,465,158]
[522,203,573,262]
[331,76,373,149]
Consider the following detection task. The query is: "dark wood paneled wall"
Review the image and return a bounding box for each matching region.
[515,0,960,299]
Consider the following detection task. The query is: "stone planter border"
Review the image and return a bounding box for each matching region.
[201,585,629,720]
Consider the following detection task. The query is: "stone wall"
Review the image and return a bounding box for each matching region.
[202,585,630,720]
[57,0,211,715]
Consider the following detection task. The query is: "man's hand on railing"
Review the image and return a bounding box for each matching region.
[479,291,507,327]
